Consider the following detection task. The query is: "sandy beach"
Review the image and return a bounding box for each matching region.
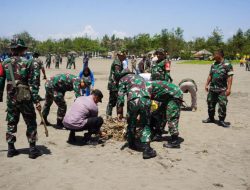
[0,57,249,190]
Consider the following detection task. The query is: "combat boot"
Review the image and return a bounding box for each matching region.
[67,131,76,143]
[202,117,215,123]
[142,143,157,159]
[218,118,230,128]
[29,143,42,159]
[163,135,180,149]
[55,118,64,129]
[7,143,19,158]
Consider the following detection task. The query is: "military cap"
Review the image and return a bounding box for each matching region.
[155,48,165,54]
[9,38,28,49]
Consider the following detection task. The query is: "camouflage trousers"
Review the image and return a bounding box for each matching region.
[106,91,118,116]
[55,62,59,69]
[46,62,51,69]
[166,99,181,136]
[127,97,151,143]
[150,103,167,136]
[67,62,76,69]
[42,88,67,120]
[207,91,228,120]
[6,98,37,144]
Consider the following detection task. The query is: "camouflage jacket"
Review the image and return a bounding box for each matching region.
[0,56,40,103]
[117,74,150,107]
[55,55,61,63]
[45,54,51,63]
[33,57,44,70]
[45,73,82,98]
[146,80,183,103]
[179,78,197,91]
[107,58,123,91]
[209,61,234,92]
[150,59,172,82]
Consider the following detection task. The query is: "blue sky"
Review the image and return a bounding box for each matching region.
[1,0,250,41]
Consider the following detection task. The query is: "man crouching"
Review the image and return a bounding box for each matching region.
[63,89,104,144]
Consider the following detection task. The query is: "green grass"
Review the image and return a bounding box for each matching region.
[177,60,239,64]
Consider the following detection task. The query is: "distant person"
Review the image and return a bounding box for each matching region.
[45,53,51,69]
[202,50,233,128]
[246,58,250,71]
[179,78,198,111]
[122,58,129,69]
[63,89,104,144]
[79,67,95,96]
[83,54,89,69]
[130,55,137,74]
[151,48,172,82]
[138,56,146,73]
[55,54,60,69]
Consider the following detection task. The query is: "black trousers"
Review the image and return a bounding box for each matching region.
[67,117,103,134]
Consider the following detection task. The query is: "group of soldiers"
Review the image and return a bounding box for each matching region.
[0,38,91,159]
[106,48,233,159]
[45,53,76,69]
[0,37,234,160]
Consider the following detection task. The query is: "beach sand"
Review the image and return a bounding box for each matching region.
[0,57,249,190]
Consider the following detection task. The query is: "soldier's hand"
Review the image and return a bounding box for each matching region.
[205,85,209,92]
[226,89,231,96]
[36,102,42,111]
[43,76,47,80]
[117,114,123,121]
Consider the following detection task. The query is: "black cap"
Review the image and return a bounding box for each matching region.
[92,89,103,103]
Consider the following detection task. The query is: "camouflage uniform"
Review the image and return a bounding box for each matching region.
[150,59,172,82]
[106,58,123,117]
[117,74,151,143]
[146,81,183,136]
[55,54,60,69]
[0,56,40,144]
[42,74,89,120]
[207,61,234,121]
[33,57,45,86]
[45,54,51,69]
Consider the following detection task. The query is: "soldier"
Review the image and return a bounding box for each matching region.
[179,78,198,111]
[202,50,233,128]
[146,80,183,148]
[130,55,137,74]
[45,53,51,69]
[42,73,91,129]
[106,50,126,119]
[150,48,172,82]
[33,52,47,80]
[71,54,76,69]
[55,54,60,69]
[138,55,146,74]
[117,70,156,159]
[0,38,42,159]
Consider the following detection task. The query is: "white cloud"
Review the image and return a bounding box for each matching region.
[42,25,99,40]
[112,30,127,39]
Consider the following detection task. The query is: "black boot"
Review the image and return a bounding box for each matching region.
[67,131,76,143]
[218,118,230,128]
[29,143,42,159]
[202,117,215,123]
[82,133,98,145]
[163,135,180,149]
[7,143,19,158]
[56,118,64,129]
[142,143,157,159]
[152,133,163,142]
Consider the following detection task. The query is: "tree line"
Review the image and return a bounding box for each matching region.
[0,27,250,59]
